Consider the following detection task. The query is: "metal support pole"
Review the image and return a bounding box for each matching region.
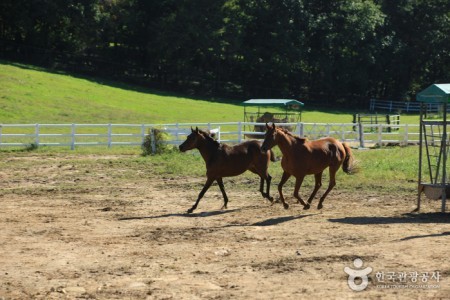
[442,102,447,213]
[416,104,424,212]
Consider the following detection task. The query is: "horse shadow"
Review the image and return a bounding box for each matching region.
[328,212,450,225]
[398,231,450,241]
[248,214,313,227]
[118,209,240,221]
[119,208,315,227]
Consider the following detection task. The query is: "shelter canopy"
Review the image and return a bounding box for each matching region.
[417,84,450,103]
[241,99,304,110]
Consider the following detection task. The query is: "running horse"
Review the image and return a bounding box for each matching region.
[179,127,276,213]
[261,123,355,210]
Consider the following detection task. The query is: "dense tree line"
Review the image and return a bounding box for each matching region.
[1,0,449,107]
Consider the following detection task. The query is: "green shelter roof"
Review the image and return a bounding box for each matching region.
[241,99,304,109]
[417,84,450,103]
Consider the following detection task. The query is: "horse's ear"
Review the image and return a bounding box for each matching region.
[191,127,194,133]
[195,127,199,133]
[273,123,276,129]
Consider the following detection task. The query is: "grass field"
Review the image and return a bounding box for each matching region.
[0,61,421,125]
[0,60,426,196]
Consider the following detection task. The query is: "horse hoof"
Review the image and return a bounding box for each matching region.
[187,208,194,214]
[317,204,323,210]
[303,204,310,210]
[283,203,289,209]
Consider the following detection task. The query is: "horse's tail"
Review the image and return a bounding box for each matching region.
[342,143,356,174]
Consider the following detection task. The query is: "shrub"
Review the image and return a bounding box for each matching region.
[141,128,174,156]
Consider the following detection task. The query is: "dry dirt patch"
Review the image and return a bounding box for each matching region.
[0,154,448,299]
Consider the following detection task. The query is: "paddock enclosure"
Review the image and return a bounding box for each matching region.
[0,152,448,300]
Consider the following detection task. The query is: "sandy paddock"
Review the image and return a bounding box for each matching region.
[0,153,448,299]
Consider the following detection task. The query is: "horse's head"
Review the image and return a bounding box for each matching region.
[179,127,217,152]
[261,123,278,152]
[179,127,203,152]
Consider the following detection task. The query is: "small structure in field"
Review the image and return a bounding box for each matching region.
[242,99,304,138]
[417,83,450,213]
[352,113,400,133]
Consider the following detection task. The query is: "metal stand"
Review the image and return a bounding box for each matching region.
[417,103,448,212]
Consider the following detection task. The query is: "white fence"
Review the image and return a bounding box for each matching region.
[369,99,441,113]
[0,122,421,151]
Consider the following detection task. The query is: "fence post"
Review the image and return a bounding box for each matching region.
[404,124,409,145]
[108,123,112,148]
[358,122,365,148]
[71,123,76,150]
[175,123,180,144]
[141,124,146,145]
[35,124,40,146]
[378,124,383,145]
[151,128,156,154]
[297,122,303,137]
[238,122,242,143]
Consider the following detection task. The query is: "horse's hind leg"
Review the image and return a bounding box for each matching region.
[259,174,273,202]
[217,178,229,210]
[317,169,337,209]
[187,178,214,213]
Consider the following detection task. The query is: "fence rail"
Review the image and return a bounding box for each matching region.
[369,99,442,113]
[0,122,422,151]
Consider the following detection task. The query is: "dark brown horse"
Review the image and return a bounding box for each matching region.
[261,123,355,210]
[179,127,276,213]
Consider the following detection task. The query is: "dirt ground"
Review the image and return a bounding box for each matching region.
[0,153,449,300]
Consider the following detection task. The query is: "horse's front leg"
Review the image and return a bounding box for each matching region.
[293,175,310,210]
[187,177,214,213]
[216,178,229,210]
[307,173,323,206]
[278,171,291,209]
[265,174,273,201]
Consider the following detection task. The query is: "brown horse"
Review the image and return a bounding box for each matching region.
[179,127,276,213]
[261,123,355,210]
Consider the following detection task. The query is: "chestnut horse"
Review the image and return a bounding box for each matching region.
[179,127,276,213]
[261,123,355,210]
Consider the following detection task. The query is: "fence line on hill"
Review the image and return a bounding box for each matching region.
[0,122,421,152]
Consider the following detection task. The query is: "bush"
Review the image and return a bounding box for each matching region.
[141,128,174,156]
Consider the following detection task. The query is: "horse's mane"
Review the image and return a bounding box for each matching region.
[277,127,308,143]
[198,129,221,146]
